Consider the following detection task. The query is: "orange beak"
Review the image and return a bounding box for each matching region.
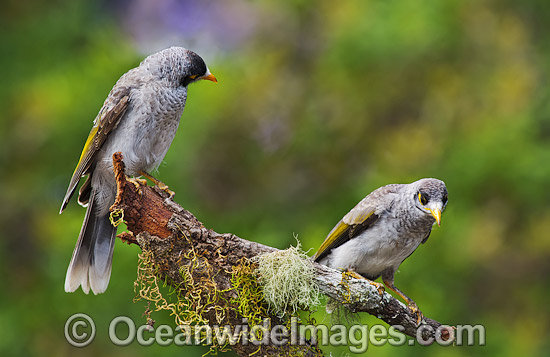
[201,73,218,83]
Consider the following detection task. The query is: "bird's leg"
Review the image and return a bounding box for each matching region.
[138,170,175,198]
[386,283,423,325]
[344,269,385,296]
[382,270,423,325]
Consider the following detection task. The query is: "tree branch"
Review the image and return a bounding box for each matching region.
[110,152,450,355]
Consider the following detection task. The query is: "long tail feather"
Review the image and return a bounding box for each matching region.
[64,188,116,294]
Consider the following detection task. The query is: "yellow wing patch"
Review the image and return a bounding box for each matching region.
[314,209,376,261]
[73,125,99,175]
[314,220,349,260]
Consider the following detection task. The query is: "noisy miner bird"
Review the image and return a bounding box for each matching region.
[59,47,217,294]
[314,178,448,321]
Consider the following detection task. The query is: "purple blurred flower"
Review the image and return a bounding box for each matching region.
[115,0,260,55]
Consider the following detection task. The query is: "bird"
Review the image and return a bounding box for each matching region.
[314,178,448,321]
[59,47,217,294]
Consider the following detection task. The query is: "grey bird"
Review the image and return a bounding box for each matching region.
[59,47,217,294]
[314,178,448,321]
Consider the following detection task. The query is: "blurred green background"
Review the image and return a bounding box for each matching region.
[1,0,549,355]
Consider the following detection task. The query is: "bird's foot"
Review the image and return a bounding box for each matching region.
[408,302,424,326]
[370,281,386,296]
[344,270,385,296]
[344,270,364,280]
[139,171,175,198]
[156,181,175,199]
[130,177,147,195]
[134,177,148,186]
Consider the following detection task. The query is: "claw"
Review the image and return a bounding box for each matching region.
[371,281,385,296]
[408,302,424,326]
[157,182,175,198]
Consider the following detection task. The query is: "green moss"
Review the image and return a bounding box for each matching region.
[339,271,354,303]
[133,237,322,355]
[133,239,273,352]
[133,240,226,351]
[229,257,270,329]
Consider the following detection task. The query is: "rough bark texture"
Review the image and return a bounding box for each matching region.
[110,153,449,356]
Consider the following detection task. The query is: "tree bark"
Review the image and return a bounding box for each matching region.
[110,152,450,356]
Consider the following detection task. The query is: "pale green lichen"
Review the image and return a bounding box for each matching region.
[252,240,320,317]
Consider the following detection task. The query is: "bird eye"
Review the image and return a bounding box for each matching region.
[442,193,448,205]
[418,193,429,205]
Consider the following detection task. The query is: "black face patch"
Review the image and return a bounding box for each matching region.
[179,51,207,87]
[187,51,207,77]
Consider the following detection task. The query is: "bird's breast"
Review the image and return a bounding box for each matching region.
[321,216,427,277]
[99,85,188,176]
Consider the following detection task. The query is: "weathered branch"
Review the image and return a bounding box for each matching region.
[110,152,450,355]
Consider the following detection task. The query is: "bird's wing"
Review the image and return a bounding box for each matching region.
[60,86,131,213]
[421,228,432,244]
[313,184,401,262]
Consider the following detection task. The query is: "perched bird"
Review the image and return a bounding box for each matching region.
[314,178,448,320]
[59,47,217,294]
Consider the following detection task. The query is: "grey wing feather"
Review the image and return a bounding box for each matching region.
[314,184,402,262]
[59,86,131,213]
[342,183,402,225]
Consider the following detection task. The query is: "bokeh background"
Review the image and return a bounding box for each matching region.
[1,0,549,355]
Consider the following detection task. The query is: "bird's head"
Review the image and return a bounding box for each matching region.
[411,178,448,226]
[141,46,217,88]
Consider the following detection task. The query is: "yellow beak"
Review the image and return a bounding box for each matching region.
[201,73,218,83]
[428,208,442,226]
